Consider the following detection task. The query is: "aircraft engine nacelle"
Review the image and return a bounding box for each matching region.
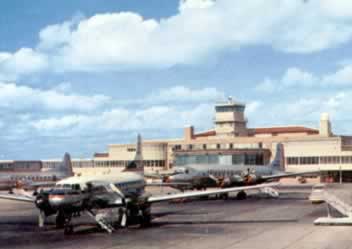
[231,174,245,184]
[35,191,56,216]
[174,167,188,174]
[221,175,243,187]
[244,174,257,185]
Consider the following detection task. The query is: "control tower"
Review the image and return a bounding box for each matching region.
[214,97,248,137]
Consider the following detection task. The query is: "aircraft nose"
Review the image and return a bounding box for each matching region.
[48,194,66,208]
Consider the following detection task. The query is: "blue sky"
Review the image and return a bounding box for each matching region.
[1,0,352,159]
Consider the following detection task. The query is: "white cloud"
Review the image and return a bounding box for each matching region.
[179,0,215,11]
[0,82,110,112]
[30,103,214,134]
[0,48,48,80]
[2,0,352,75]
[32,115,84,130]
[145,86,225,103]
[23,85,225,136]
[255,78,277,93]
[281,67,316,87]
[246,101,262,114]
[338,58,352,67]
[247,89,352,131]
[38,21,75,51]
[320,0,352,17]
[256,64,352,92]
[51,82,73,93]
[255,67,317,92]
[322,65,352,86]
[44,0,352,71]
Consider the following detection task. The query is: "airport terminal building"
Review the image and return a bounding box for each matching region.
[1,99,352,182]
[91,99,352,182]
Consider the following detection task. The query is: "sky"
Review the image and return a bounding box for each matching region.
[1,0,352,159]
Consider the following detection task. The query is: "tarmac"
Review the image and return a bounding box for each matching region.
[1,186,352,249]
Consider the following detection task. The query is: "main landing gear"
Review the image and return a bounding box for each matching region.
[139,207,152,228]
[139,213,152,228]
[55,211,74,235]
[63,213,73,235]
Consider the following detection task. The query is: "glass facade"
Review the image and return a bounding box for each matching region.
[174,153,264,166]
[215,105,245,113]
[92,160,165,168]
[287,156,352,165]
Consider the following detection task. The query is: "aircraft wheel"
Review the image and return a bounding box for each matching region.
[140,207,152,228]
[140,214,152,227]
[64,225,74,235]
[236,191,247,200]
[220,193,229,200]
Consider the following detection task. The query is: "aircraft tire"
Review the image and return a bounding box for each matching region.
[236,191,247,200]
[140,214,152,228]
[220,193,229,200]
[64,225,74,235]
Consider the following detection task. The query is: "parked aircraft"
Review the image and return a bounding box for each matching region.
[0,153,74,192]
[162,143,318,198]
[0,135,278,234]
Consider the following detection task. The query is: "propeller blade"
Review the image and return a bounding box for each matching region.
[120,211,127,227]
[208,174,219,184]
[109,183,125,198]
[38,210,46,228]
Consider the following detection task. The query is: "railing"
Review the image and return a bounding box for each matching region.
[324,191,352,217]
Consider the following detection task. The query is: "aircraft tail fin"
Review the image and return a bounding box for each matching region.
[62,152,74,177]
[124,134,144,174]
[269,143,285,171]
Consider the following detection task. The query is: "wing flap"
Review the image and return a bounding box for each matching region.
[146,182,191,187]
[147,182,279,203]
[0,193,35,203]
[261,170,320,181]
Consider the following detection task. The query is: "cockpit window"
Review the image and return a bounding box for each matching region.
[51,183,81,195]
[73,184,81,191]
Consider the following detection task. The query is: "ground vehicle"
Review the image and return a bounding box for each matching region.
[309,184,325,204]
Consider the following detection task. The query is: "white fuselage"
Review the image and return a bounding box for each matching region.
[56,172,145,197]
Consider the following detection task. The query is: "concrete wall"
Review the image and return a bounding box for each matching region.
[284,138,352,172]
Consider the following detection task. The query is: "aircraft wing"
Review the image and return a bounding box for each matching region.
[144,172,163,179]
[147,182,279,203]
[261,170,320,181]
[0,193,35,203]
[146,182,191,187]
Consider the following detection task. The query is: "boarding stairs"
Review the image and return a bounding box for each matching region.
[87,210,115,233]
[314,184,352,225]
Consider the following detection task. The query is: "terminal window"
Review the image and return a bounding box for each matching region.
[216,106,244,112]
